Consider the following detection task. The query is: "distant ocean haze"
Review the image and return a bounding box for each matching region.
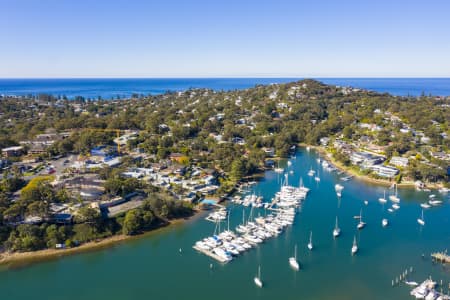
[0,78,450,99]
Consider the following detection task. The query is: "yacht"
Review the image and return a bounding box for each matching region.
[307,168,315,177]
[428,199,443,206]
[314,172,321,182]
[378,190,387,203]
[289,244,300,270]
[213,247,233,262]
[420,203,431,209]
[254,265,263,288]
[333,216,341,238]
[389,185,400,203]
[307,231,313,250]
[417,209,425,226]
[351,236,358,255]
[392,203,400,210]
[382,218,388,227]
[357,209,366,229]
[335,183,343,196]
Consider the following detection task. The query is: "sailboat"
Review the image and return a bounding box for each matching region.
[333,216,341,238]
[378,190,387,203]
[417,209,425,226]
[351,236,358,255]
[254,265,263,288]
[307,167,315,177]
[382,218,388,227]
[357,209,366,229]
[289,244,300,270]
[389,184,400,203]
[307,231,313,250]
[314,169,320,182]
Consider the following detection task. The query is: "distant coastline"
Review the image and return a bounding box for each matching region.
[1,78,450,99]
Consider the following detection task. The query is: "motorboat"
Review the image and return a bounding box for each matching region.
[417,209,425,226]
[420,203,431,209]
[289,244,300,271]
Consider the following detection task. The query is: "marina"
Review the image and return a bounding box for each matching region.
[1,147,449,300]
[193,176,310,263]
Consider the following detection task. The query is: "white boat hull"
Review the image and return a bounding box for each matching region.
[254,277,263,288]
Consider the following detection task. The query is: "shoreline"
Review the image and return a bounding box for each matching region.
[304,144,443,190]
[0,143,442,269]
[0,211,203,268]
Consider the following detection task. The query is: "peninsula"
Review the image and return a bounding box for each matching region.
[1,79,449,261]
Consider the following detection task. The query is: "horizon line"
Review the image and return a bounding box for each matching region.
[1,76,450,79]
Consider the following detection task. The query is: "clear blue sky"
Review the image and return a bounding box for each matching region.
[1,0,449,78]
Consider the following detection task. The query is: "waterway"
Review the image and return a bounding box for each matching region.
[0,148,449,299]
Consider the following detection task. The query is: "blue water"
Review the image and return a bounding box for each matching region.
[0,78,449,99]
[0,148,449,300]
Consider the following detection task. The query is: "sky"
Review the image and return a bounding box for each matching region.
[1,0,450,78]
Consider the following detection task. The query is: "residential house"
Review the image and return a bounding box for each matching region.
[389,156,409,167]
[1,146,23,157]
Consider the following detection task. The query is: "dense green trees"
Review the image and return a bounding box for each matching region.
[0,79,448,252]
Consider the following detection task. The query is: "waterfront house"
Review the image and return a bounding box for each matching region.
[320,137,330,146]
[367,164,399,178]
[262,147,275,157]
[389,156,409,167]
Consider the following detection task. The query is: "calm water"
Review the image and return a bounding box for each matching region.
[0,148,449,300]
[0,78,450,99]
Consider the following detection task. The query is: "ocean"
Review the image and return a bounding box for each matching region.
[0,78,449,99]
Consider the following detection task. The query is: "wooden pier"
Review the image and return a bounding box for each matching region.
[431,252,450,264]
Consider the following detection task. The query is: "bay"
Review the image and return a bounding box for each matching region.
[0,148,449,300]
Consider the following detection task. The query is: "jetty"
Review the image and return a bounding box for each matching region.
[192,244,230,263]
[431,251,450,264]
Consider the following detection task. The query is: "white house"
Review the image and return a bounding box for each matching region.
[389,156,409,167]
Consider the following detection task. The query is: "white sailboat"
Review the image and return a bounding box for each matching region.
[289,244,300,270]
[254,265,263,288]
[333,216,341,238]
[307,231,313,250]
[382,218,388,227]
[389,184,400,203]
[357,209,366,229]
[351,236,358,255]
[417,209,425,226]
[378,190,387,203]
[420,203,431,209]
[314,169,320,182]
